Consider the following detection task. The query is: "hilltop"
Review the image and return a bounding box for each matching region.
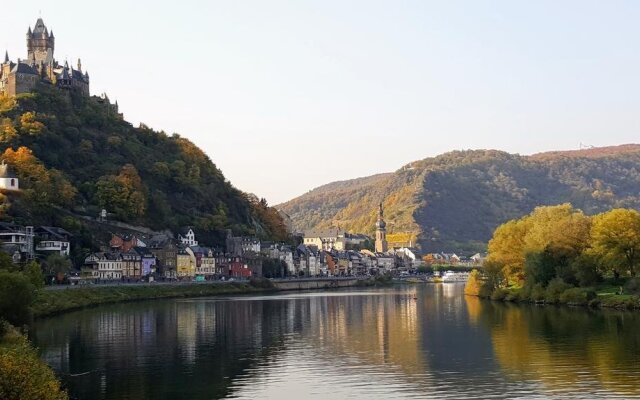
[278,145,640,253]
[0,86,288,262]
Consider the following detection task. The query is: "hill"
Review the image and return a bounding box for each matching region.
[278,145,640,253]
[0,86,288,262]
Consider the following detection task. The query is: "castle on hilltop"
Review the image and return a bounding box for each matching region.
[0,18,90,97]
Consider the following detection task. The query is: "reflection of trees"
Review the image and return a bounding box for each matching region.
[33,300,294,400]
[465,296,640,397]
[309,292,425,377]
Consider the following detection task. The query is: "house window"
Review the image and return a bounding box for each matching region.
[10,179,15,187]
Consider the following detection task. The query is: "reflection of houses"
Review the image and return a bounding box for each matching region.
[35,226,71,256]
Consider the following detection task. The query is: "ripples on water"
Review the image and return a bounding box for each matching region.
[31,284,640,399]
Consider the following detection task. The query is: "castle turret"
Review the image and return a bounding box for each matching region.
[27,18,55,66]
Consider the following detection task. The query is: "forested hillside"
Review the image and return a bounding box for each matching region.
[278,145,640,253]
[0,86,288,252]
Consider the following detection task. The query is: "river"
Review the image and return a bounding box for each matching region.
[31,284,640,399]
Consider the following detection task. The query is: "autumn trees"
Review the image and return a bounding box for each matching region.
[0,83,289,247]
[486,204,640,295]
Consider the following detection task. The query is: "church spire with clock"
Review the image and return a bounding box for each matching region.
[375,202,388,253]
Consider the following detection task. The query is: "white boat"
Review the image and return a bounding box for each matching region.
[442,271,469,283]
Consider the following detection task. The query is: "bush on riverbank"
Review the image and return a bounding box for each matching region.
[0,322,68,400]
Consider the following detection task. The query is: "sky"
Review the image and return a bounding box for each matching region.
[2,1,640,204]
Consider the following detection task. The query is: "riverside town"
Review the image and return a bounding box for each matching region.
[2,10,640,400]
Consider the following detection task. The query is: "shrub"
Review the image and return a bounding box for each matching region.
[624,278,640,294]
[491,288,510,301]
[559,287,597,305]
[545,278,571,304]
[0,326,68,400]
[464,270,482,296]
[248,277,275,289]
[531,283,546,302]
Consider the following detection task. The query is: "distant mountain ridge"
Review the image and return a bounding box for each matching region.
[278,144,640,253]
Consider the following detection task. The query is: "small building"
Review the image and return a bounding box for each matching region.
[149,236,177,279]
[35,226,71,256]
[134,246,157,277]
[121,249,142,281]
[0,222,33,259]
[190,246,216,278]
[176,248,196,278]
[178,227,198,247]
[0,161,19,191]
[303,229,346,251]
[86,252,124,281]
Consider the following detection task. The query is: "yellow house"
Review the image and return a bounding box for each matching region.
[177,248,196,278]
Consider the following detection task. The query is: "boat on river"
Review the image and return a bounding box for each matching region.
[442,271,469,283]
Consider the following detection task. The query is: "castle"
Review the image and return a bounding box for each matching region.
[0,18,90,97]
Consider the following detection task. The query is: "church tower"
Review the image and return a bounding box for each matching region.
[27,18,55,66]
[375,202,388,253]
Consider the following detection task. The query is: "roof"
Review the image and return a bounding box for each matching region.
[11,62,38,75]
[31,18,49,37]
[304,229,345,239]
[0,162,17,178]
[36,226,72,239]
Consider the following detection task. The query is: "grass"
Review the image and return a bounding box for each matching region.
[468,278,640,310]
[33,281,274,318]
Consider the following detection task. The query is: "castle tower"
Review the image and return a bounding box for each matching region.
[27,18,55,66]
[375,202,388,253]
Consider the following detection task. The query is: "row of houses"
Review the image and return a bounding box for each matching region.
[265,243,423,277]
[83,230,264,281]
[0,222,72,261]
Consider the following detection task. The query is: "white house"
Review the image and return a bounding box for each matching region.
[0,161,18,191]
[86,253,124,280]
[179,227,198,247]
[35,226,71,256]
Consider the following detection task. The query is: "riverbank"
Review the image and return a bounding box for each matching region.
[0,322,68,400]
[33,277,393,318]
[33,281,274,318]
[465,272,640,310]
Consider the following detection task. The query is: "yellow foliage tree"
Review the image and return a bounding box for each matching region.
[591,209,640,277]
[487,204,591,285]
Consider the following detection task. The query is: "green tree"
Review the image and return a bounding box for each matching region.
[43,254,72,281]
[591,209,640,277]
[22,262,44,289]
[0,271,36,326]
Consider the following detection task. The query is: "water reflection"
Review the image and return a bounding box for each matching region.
[31,286,640,399]
[465,296,640,398]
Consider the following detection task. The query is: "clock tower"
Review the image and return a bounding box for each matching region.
[375,202,388,253]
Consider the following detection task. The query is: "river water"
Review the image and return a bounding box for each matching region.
[31,284,640,400]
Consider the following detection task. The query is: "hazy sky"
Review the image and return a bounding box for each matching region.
[2,1,640,203]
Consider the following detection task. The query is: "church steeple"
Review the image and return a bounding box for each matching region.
[4,51,8,63]
[375,202,388,253]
